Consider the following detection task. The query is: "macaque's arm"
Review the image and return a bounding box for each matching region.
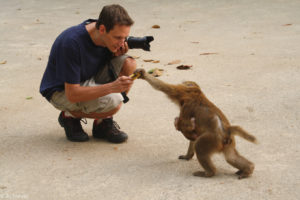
[134,68,180,100]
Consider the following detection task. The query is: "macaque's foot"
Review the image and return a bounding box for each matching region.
[236,170,252,179]
[178,154,193,160]
[235,170,243,175]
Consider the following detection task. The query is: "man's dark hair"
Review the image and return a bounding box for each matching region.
[96,4,134,32]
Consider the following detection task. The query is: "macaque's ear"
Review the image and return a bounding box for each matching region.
[191,117,196,130]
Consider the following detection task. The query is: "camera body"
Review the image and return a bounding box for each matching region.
[126,36,154,51]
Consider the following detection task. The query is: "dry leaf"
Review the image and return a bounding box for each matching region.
[152,68,164,77]
[35,19,44,24]
[199,52,218,56]
[282,24,292,26]
[132,56,140,59]
[168,60,181,65]
[246,106,254,113]
[176,65,192,70]
[113,147,118,150]
[152,25,160,29]
[143,59,154,62]
[0,186,7,190]
[0,60,7,64]
[185,20,198,23]
[148,68,164,77]
[148,68,155,74]
[143,59,159,63]
[191,42,199,44]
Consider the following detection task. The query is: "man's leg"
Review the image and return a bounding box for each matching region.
[69,103,121,119]
[90,56,136,143]
[119,57,136,94]
[57,111,89,142]
[51,91,124,142]
[50,56,136,143]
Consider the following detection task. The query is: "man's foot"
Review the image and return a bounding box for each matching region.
[58,112,89,142]
[92,118,128,143]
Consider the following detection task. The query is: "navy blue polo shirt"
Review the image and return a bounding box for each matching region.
[39,19,112,101]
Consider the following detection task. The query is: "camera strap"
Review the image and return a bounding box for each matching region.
[107,62,130,103]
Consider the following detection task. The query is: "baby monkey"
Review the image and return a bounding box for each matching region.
[134,68,257,179]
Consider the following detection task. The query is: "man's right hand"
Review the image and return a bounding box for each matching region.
[110,76,133,93]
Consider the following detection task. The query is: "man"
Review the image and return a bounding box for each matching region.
[40,4,136,143]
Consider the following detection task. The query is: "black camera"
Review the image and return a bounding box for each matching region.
[126,36,154,51]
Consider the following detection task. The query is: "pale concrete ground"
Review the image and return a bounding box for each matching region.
[0,0,299,199]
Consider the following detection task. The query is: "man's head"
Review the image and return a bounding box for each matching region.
[96,4,134,53]
[96,4,134,32]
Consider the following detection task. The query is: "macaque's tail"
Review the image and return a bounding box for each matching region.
[229,126,258,144]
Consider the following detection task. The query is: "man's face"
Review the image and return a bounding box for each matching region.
[102,24,131,53]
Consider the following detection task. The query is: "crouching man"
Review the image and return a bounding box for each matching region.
[40,4,136,143]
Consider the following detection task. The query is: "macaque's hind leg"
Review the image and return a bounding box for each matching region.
[224,147,255,179]
[178,141,195,160]
[193,134,219,177]
[193,155,216,177]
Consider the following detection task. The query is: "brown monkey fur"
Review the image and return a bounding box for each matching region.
[134,68,257,179]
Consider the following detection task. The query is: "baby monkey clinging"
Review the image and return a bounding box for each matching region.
[134,68,257,179]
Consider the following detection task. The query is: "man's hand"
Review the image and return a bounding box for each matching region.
[114,42,129,57]
[110,76,133,93]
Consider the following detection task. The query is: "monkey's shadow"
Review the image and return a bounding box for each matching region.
[144,154,243,180]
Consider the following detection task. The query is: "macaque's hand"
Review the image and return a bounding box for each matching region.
[110,76,133,93]
[133,68,146,79]
[114,42,129,57]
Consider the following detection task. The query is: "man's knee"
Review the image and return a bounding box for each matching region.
[121,57,136,76]
[81,93,123,114]
[107,103,122,115]
[124,57,136,68]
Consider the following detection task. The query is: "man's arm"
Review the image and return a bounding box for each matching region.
[65,76,133,103]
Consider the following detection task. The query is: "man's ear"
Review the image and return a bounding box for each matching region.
[99,24,106,34]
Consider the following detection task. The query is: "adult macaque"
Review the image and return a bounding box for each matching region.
[134,68,257,179]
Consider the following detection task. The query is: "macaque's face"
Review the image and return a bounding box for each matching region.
[101,24,130,53]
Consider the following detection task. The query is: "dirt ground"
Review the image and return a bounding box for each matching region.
[0,0,299,199]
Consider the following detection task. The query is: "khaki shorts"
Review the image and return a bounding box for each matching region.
[50,55,128,114]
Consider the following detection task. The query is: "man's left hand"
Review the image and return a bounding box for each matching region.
[114,42,128,57]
